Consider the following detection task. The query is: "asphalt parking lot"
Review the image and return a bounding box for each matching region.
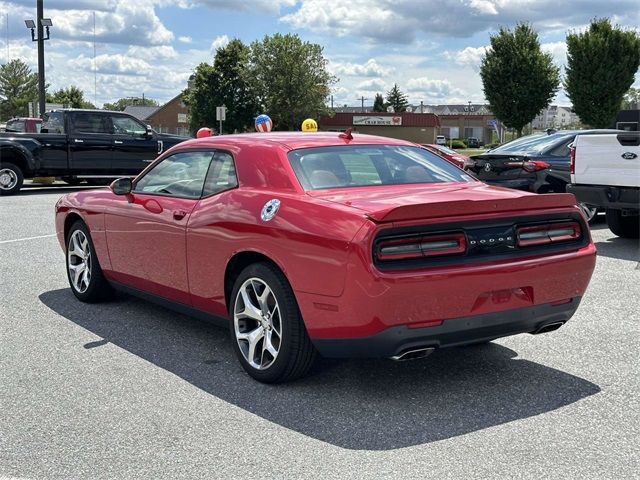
[1,186,638,479]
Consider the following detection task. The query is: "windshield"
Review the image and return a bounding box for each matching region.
[288,145,473,190]
[491,133,572,153]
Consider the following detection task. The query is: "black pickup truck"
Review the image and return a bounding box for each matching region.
[0,109,189,195]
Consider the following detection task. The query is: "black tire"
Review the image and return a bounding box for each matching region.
[61,176,83,186]
[66,220,114,302]
[606,209,639,239]
[0,162,24,195]
[229,262,316,383]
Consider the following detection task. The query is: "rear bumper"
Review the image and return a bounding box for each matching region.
[567,184,640,210]
[312,298,581,358]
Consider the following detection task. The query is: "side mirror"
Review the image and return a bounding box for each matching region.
[110,177,132,195]
[145,126,154,139]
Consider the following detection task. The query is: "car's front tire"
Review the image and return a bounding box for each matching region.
[606,209,639,239]
[0,162,24,195]
[229,262,316,383]
[66,220,114,302]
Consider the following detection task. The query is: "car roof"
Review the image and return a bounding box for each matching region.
[175,132,418,151]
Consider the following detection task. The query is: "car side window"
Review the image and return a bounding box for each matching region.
[111,115,147,138]
[549,140,572,157]
[202,151,238,196]
[72,113,110,134]
[134,151,214,199]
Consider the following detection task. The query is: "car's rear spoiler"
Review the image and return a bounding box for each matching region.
[366,193,578,222]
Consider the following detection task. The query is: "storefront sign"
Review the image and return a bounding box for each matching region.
[353,115,402,126]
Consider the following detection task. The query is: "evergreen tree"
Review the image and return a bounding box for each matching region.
[385,84,409,113]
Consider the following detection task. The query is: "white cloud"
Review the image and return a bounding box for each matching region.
[69,53,153,75]
[356,78,387,91]
[330,58,394,77]
[211,35,230,53]
[127,45,178,60]
[178,36,193,44]
[406,77,464,100]
[443,46,489,70]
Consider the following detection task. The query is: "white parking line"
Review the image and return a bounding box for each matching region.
[0,234,57,244]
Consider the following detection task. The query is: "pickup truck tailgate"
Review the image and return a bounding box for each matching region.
[573,133,640,187]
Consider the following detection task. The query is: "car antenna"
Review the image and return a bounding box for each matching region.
[339,128,353,141]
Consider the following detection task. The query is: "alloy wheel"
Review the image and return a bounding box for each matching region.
[0,168,18,191]
[67,230,92,293]
[579,203,598,223]
[233,278,282,370]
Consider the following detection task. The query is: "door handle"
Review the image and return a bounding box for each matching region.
[173,210,187,220]
[114,140,123,144]
[73,139,84,143]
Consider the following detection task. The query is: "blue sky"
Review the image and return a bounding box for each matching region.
[1,0,638,107]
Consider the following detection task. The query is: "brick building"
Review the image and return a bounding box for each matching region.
[318,112,440,143]
[144,94,190,136]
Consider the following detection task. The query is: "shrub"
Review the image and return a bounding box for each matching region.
[450,139,467,149]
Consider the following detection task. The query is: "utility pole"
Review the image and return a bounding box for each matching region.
[420,100,424,113]
[36,0,45,117]
[359,96,368,112]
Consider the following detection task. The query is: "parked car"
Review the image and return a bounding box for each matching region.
[468,130,623,222]
[0,109,189,195]
[466,137,480,148]
[567,132,639,238]
[5,117,42,133]
[55,131,596,383]
[422,143,471,169]
[435,135,446,145]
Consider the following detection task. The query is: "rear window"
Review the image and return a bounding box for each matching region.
[288,145,473,190]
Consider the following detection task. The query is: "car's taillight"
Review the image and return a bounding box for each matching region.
[516,222,581,247]
[570,145,576,174]
[522,160,550,172]
[503,159,549,172]
[376,232,466,261]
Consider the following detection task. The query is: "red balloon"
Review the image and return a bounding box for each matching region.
[197,127,212,138]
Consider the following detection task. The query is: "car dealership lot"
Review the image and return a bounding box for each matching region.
[1,188,638,479]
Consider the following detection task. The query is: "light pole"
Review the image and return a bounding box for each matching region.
[24,0,52,117]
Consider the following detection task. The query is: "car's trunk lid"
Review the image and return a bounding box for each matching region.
[469,152,530,180]
[308,182,576,222]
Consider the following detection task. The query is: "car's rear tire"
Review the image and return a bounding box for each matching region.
[66,220,114,302]
[0,162,24,195]
[606,209,639,239]
[229,262,316,383]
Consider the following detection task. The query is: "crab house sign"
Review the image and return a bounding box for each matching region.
[353,115,403,126]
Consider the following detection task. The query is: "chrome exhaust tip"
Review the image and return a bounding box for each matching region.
[532,321,565,335]
[390,347,436,361]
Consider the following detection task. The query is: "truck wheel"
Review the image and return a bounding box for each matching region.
[606,209,639,239]
[229,262,317,383]
[0,162,24,195]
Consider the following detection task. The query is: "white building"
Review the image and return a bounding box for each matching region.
[532,106,581,129]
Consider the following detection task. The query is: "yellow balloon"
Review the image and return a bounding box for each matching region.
[301,118,318,132]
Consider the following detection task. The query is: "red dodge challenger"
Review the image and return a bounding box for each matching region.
[55,132,596,383]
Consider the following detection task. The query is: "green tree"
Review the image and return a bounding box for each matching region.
[372,92,386,112]
[480,23,560,136]
[0,59,38,119]
[250,33,336,130]
[565,19,640,128]
[103,96,158,111]
[183,39,259,133]
[47,86,95,109]
[622,87,639,110]
[385,84,409,112]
